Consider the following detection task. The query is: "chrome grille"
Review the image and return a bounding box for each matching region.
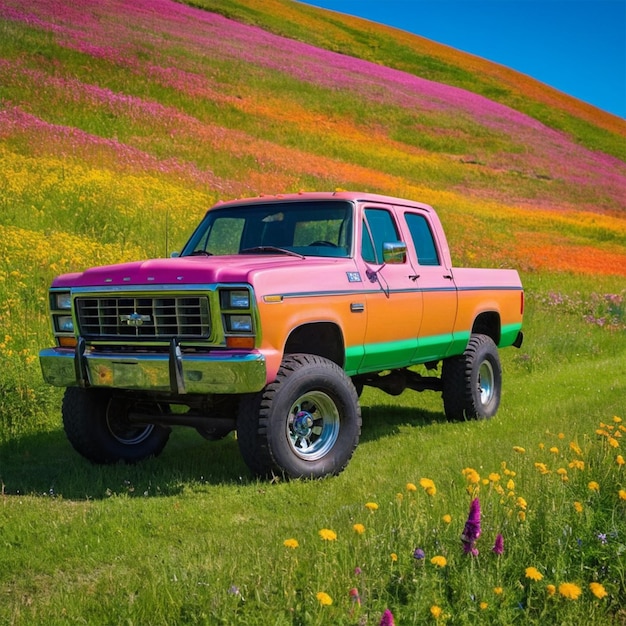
[76,296,210,340]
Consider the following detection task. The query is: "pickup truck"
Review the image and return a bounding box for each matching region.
[40,191,524,479]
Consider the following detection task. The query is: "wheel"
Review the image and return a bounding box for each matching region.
[441,334,502,421]
[62,388,171,464]
[237,354,361,479]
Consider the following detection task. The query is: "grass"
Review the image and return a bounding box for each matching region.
[0,0,625,623]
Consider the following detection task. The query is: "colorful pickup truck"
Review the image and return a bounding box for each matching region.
[40,191,523,479]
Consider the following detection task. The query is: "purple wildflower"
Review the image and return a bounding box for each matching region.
[380,608,395,626]
[413,547,425,560]
[492,533,504,555]
[461,498,481,555]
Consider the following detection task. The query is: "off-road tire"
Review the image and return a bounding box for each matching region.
[62,387,171,464]
[237,354,361,479]
[442,334,502,421]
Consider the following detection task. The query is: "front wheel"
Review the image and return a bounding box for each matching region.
[237,354,361,479]
[62,388,171,464]
[441,334,502,421]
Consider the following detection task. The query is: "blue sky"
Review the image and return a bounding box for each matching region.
[303,0,626,119]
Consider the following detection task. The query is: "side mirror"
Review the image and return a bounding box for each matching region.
[382,241,407,264]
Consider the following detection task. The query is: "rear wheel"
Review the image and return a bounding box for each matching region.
[237,354,361,479]
[62,388,171,464]
[442,334,502,421]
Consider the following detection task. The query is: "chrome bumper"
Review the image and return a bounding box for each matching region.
[39,339,267,394]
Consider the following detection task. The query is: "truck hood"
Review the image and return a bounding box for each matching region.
[52,254,351,289]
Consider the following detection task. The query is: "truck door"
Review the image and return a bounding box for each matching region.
[356,206,423,372]
[402,211,458,362]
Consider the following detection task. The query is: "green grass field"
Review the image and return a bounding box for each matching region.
[0,0,625,623]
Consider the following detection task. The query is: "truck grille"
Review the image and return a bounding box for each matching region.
[76,296,211,340]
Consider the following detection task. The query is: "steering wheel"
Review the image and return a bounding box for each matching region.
[308,240,338,247]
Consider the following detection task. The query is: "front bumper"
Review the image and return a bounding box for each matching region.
[39,339,267,394]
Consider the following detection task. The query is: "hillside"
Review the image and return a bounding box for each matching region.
[1,0,625,281]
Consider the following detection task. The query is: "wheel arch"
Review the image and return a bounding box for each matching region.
[471,311,501,345]
[284,322,345,367]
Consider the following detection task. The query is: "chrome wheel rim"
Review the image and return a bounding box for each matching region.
[286,391,340,461]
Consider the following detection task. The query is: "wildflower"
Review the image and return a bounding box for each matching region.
[420,477,437,496]
[574,501,584,513]
[569,459,585,470]
[442,514,452,524]
[488,472,500,482]
[365,502,379,511]
[462,467,481,483]
[589,582,608,599]
[430,605,442,618]
[549,446,559,454]
[619,489,626,501]
[546,584,556,596]
[597,532,608,544]
[228,585,240,596]
[569,441,583,455]
[588,481,600,492]
[406,482,417,492]
[534,462,550,474]
[379,608,395,625]
[480,602,488,610]
[349,587,361,605]
[353,523,365,535]
[608,437,619,448]
[413,547,425,560]
[316,591,333,606]
[558,583,582,600]
[461,498,481,555]
[618,455,625,466]
[492,533,504,555]
[513,446,526,454]
[493,586,503,595]
[525,567,543,581]
[318,528,337,541]
[354,566,362,576]
[283,538,299,549]
[516,496,527,510]
[506,478,515,490]
[390,553,398,562]
[614,416,623,423]
[431,555,447,567]
[518,511,526,522]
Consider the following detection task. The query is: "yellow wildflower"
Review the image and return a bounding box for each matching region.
[619,489,626,501]
[573,501,584,513]
[569,441,583,455]
[442,514,452,524]
[558,582,582,600]
[518,511,526,522]
[430,605,442,618]
[589,582,608,599]
[353,523,365,535]
[462,467,481,483]
[506,479,515,491]
[316,591,332,606]
[431,555,447,568]
[513,446,526,454]
[616,454,624,466]
[614,416,622,423]
[569,459,585,470]
[608,437,619,448]
[549,446,559,454]
[525,567,543,581]
[546,584,556,596]
[516,496,527,510]
[420,477,437,496]
[390,552,398,562]
[318,528,337,541]
[365,502,379,511]
[488,472,501,482]
[588,481,600,492]
[479,602,488,610]
[493,587,503,595]
[283,538,299,549]
[406,482,417,492]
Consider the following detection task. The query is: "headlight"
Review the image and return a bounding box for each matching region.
[54,292,72,310]
[55,315,74,333]
[225,314,252,332]
[223,290,250,309]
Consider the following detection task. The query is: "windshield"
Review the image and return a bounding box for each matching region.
[181,200,353,258]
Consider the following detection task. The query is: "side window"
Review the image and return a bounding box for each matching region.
[404,213,440,266]
[362,208,401,264]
